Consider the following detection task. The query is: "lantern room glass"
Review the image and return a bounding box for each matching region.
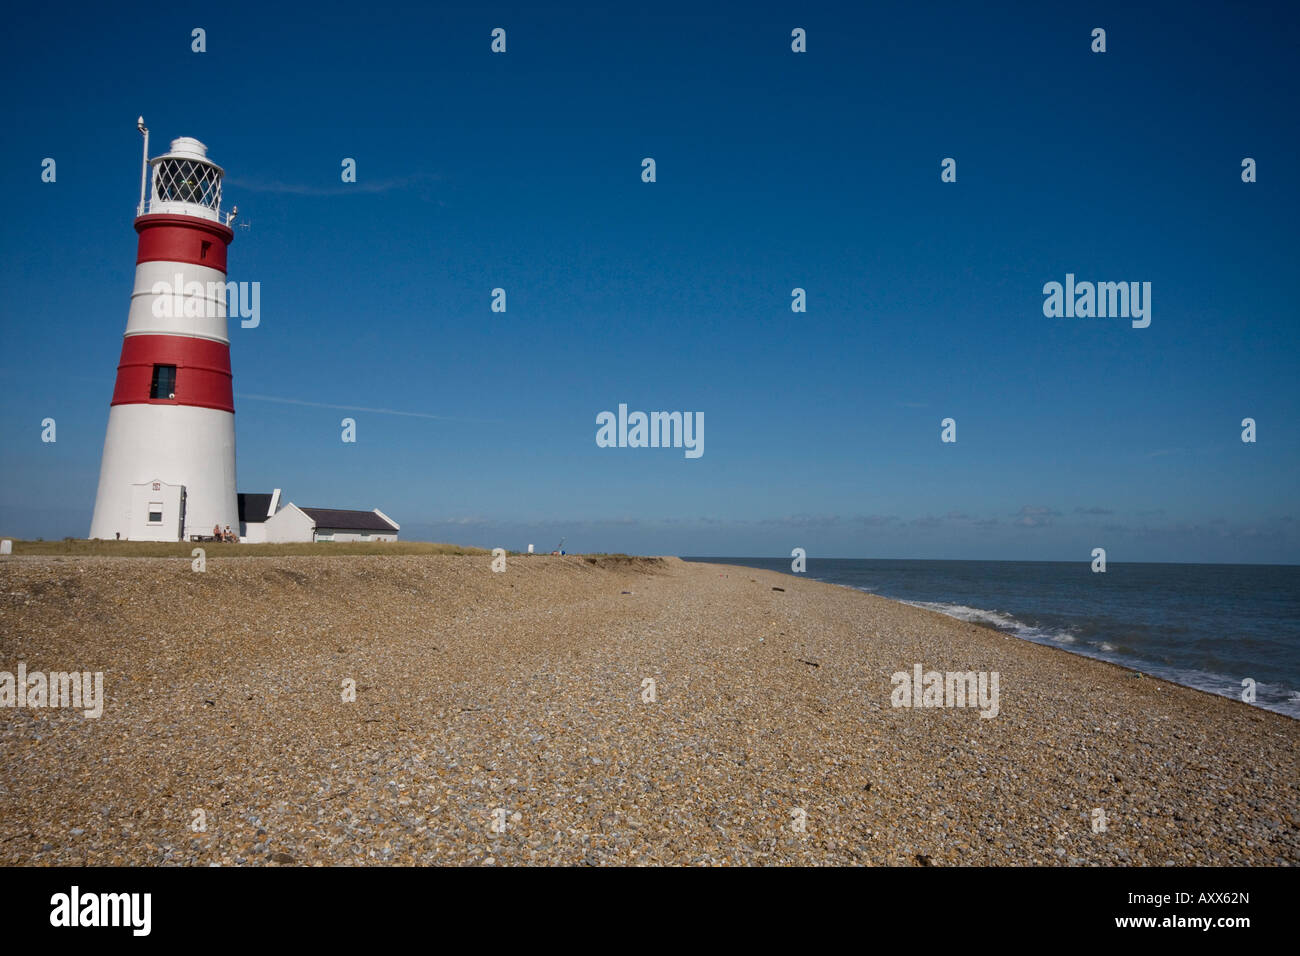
[151,158,222,212]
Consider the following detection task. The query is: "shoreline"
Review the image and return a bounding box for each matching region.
[2,554,1296,865]
[722,562,1299,723]
[686,557,1300,722]
[818,576,1300,723]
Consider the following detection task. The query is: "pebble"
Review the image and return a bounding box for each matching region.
[0,554,1295,866]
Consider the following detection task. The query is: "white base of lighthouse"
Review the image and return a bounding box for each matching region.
[89,404,238,541]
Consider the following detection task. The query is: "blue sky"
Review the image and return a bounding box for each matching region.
[1,1,1297,561]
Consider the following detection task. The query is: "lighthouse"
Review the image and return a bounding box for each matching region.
[88,121,239,542]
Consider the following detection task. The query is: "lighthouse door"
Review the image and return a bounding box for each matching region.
[177,487,187,541]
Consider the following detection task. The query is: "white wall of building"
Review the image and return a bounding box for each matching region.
[89,403,238,541]
[262,504,316,543]
[313,530,398,543]
[126,480,185,541]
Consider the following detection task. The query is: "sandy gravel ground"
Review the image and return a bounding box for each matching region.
[0,554,1295,866]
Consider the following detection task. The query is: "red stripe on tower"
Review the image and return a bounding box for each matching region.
[135,214,234,272]
[110,334,234,412]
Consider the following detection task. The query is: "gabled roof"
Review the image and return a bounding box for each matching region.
[237,493,275,523]
[299,508,398,532]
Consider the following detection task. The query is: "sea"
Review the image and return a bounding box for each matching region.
[682,557,1300,719]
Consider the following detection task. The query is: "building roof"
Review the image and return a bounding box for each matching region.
[299,508,398,532]
[237,493,275,523]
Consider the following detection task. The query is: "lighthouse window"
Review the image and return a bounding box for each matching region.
[153,159,222,210]
[150,364,177,399]
[147,504,164,524]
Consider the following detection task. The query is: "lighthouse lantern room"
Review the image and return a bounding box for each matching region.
[88,120,239,542]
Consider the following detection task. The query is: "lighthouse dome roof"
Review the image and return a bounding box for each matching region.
[166,137,209,160]
[151,137,224,176]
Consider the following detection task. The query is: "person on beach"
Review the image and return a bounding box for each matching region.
[213,523,221,540]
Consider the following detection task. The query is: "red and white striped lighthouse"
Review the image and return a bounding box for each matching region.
[89,121,239,541]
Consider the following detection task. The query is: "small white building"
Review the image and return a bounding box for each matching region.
[124,478,186,542]
[237,489,281,542]
[260,503,399,543]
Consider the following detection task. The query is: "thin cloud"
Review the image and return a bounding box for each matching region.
[854,514,900,528]
[1012,505,1059,528]
[758,514,844,529]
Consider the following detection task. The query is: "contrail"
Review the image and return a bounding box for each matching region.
[226,172,440,196]
[234,393,498,423]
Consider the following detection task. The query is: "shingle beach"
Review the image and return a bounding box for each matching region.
[1,554,1296,865]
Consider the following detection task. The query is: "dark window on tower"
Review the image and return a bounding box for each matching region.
[150,364,177,399]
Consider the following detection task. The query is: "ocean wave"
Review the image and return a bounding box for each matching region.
[901,600,1021,630]
[1156,670,1300,719]
[901,600,1081,646]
